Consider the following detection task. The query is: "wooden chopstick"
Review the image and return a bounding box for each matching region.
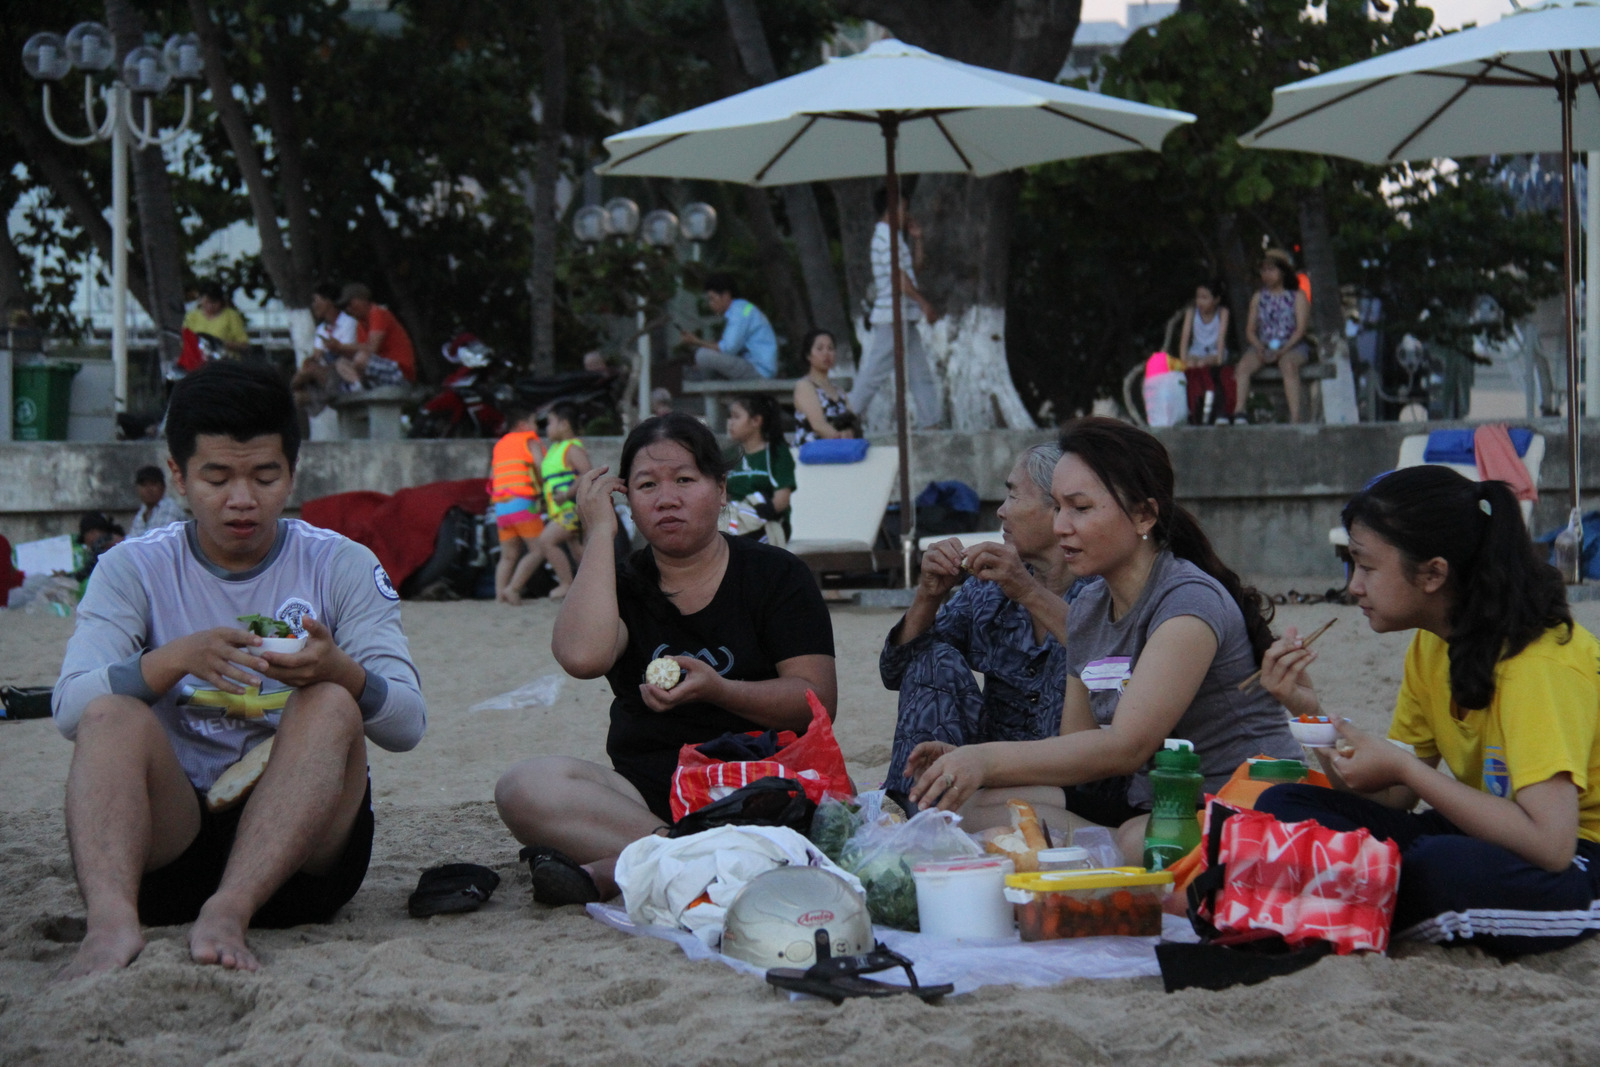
[1237,617,1338,692]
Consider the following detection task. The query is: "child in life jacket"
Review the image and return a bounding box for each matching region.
[491,406,546,604]
[1257,465,1600,955]
[536,401,592,600]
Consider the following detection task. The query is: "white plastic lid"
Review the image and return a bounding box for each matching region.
[911,857,1014,876]
[1036,846,1090,864]
[1163,738,1195,752]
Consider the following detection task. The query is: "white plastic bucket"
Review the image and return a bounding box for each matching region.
[912,857,1015,939]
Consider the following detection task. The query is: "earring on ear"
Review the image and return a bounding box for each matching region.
[1141,532,1149,541]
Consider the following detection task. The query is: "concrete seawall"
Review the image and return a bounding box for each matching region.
[4,420,1590,577]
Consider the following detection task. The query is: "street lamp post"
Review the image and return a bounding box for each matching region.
[23,23,204,415]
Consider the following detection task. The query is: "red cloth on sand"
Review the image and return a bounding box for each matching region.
[1473,424,1538,503]
[300,479,488,586]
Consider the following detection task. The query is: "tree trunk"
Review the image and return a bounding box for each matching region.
[3,106,154,314]
[1215,211,1254,353]
[1297,185,1343,339]
[187,0,299,306]
[529,0,567,377]
[828,177,877,365]
[0,198,27,317]
[836,0,1083,427]
[740,186,813,355]
[722,0,853,357]
[107,0,189,366]
[364,192,434,381]
[259,21,316,305]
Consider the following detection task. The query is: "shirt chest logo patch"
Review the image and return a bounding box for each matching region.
[1082,656,1132,693]
[652,644,735,676]
[276,597,315,634]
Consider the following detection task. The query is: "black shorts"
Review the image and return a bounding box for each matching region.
[137,780,374,928]
[1062,776,1146,828]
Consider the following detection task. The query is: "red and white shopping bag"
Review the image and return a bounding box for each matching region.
[1189,801,1401,955]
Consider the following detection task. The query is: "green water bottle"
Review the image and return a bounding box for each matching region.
[1143,739,1204,871]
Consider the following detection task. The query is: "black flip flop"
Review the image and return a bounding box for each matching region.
[519,846,601,907]
[767,936,953,1005]
[408,863,502,918]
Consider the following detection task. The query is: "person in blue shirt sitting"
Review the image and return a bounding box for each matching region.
[679,273,778,380]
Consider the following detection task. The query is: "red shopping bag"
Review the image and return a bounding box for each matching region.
[1189,801,1400,955]
[669,690,852,821]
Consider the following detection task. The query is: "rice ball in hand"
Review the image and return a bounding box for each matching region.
[646,657,683,690]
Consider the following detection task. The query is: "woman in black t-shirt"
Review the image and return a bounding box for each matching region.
[495,414,837,906]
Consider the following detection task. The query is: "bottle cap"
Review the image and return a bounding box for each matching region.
[1153,740,1200,772]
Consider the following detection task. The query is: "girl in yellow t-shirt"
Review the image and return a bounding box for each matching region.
[1257,464,1600,955]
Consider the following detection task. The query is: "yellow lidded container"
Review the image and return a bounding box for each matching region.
[1003,867,1174,941]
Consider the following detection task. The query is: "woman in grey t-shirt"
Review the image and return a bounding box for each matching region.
[906,418,1299,857]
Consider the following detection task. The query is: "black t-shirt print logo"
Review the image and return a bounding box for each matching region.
[651,644,736,676]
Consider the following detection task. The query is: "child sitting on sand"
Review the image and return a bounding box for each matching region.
[1257,466,1600,955]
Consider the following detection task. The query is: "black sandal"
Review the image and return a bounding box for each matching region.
[519,846,601,907]
[407,863,502,918]
[766,934,953,1004]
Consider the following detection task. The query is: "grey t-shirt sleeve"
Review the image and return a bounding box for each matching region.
[53,546,157,738]
[1144,577,1233,648]
[325,540,426,752]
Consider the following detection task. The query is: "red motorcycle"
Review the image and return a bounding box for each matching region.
[409,333,507,438]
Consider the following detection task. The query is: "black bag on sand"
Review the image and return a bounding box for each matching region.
[668,776,816,839]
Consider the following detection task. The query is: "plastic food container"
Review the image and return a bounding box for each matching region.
[912,857,1015,939]
[1288,716,1338,748]
[1035,846,1092,871]
[257,635,308,655]
[1004,868,1173,941]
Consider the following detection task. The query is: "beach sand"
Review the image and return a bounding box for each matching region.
[5,596,1600,1065]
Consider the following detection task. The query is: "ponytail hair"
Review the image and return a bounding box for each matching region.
[1342,466,1570,710]
[1057,417,1275,663]
[736,393,785,446]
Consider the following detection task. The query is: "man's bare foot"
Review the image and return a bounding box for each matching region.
[189,902,259,971]
[60,923,145,979]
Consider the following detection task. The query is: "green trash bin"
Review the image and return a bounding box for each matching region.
[12,361,79,441]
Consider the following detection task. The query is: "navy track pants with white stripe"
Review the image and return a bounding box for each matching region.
[1257,784,1600,956]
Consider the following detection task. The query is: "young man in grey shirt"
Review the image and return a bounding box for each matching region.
[54,361,426,977]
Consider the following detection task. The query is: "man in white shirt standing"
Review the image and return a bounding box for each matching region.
[54,361,426,976]
[127,465,186,538]
[849,187,943,429]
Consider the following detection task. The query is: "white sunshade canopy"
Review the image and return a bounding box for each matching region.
[1240,0,1600,162]
[599,39,1195,184]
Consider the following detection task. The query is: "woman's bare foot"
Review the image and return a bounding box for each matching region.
[189,900,259,971]
[60,922,145,979]
[497,590,522,606]
[548,585,569,601]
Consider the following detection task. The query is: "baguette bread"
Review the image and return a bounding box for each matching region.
[205,737,274,813]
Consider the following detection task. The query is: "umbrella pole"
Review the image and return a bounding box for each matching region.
[882,116,915,588]
[1562,51,1584,581]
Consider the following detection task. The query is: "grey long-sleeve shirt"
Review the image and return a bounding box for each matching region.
[54,519,426,790]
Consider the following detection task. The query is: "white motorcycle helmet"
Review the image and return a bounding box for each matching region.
[721,866,873,970]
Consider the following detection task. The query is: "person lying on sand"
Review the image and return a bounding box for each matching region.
[495,414,837,905]
[51,362,426,976]
[904,418,1300,859]
[880,442,1088,793]
[1256,466,1600,955]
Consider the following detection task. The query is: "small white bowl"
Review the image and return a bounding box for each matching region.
[1288,719,1338,748]
[257,635,308,655]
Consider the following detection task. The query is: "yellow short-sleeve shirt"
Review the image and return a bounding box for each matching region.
[1389,624,1600,842]
[183,306,249,347]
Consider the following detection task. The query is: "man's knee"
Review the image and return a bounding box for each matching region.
[75,694,162,742]
[282,683,363,741]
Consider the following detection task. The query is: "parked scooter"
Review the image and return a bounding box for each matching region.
[408,332,508,438]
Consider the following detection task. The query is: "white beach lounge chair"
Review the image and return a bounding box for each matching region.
[1328,432,1546,555]
[788,445,901,574]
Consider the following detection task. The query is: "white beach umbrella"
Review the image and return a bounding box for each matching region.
[600,39,1195,553]
[1240,0,1600,559]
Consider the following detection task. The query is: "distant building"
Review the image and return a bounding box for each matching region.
[1060,2,1177,83]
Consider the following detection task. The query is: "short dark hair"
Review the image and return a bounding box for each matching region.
[314,282,341,303]
[134,465,165,485]
[703,273,737,298]
[873,187,889,217]
[548,401,581,430]
[198,281,226,303]
[79,511,117,536]
[166,361,300,473]
[620,413,727,484]
[501,404,537,429]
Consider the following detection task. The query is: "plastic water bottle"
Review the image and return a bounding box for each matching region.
[1555,507,1583,585]
[1202,390,1215,424]
[1143,739,1204,871]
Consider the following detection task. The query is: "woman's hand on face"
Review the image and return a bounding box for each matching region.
[917,539,966,600]
[1328,719,1413,793]
[908,744,990,811]
[1260,626,1321,719]
[639,656,721,712]
[574,465,625,539]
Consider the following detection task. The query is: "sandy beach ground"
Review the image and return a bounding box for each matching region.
[5,594,1600,1065]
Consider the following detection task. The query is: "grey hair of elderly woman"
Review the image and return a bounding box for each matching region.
[1020,442,1063,501]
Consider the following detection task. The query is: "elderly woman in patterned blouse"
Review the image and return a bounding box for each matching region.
[879,442,1087,791]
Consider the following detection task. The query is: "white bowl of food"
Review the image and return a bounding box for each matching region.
[239,614,306,656]
[1288,716,1339,748]
[257,635,308,655]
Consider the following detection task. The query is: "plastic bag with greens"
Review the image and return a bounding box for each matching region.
[808,795,862,864]
[834,790,981,930]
